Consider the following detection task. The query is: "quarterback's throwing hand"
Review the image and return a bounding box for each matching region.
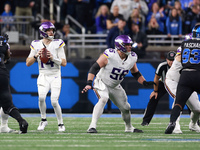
[143,81,156,86]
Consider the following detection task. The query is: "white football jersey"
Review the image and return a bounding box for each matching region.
[166,47,182,82]
[28,39,66,75]
[96,48,137,88]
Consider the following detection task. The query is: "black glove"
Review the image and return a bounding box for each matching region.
[143,81,156,86]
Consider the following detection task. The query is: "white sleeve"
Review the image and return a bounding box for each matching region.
[57,46,66,60]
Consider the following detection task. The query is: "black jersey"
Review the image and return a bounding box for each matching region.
[0,39,9,69]
[181,39,200,71]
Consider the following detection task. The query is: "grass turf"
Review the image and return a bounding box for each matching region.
[0,115,199,150]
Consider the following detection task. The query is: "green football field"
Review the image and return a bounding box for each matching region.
[0,114,200,150]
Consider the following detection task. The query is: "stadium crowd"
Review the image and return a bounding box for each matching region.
[0,0,200,58]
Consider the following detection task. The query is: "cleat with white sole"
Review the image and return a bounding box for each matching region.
[58,124,65,132]
[189,122,200,133]
[37,121,48,131]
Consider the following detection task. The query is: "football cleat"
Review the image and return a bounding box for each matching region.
[189,121,200,132]
[58,124,65,132]
[19,120,28,134]
[87,128,97,133]
[173,123,182,134]
[0,126,18,133]
[141,121,149,126]
[133,128,143,133]
[165,122,176,134]
[37,121,48,131]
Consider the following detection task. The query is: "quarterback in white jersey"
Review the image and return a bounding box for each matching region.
[82,35,155,133]
[26,22,67,132]
[165,45,200,133]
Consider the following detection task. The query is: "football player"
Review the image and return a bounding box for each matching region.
[26,22,67,132]
[165,24,200,134]
[165,35,200,134]
[82,35,155,133]
[0,34,28,133]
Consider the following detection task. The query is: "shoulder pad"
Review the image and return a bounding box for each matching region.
[177,46,181,55]
[53,39,65,48]
[30,40,41,50]
[103,48,116,58]
[33,40,40,42]
[130,51,137,57]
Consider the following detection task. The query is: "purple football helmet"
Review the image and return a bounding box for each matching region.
[39,21,56,40]
[115,35,133,55]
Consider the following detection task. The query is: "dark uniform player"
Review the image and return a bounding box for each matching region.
[141,51,176,126]
[165,24,200,134]
[0,34,28,133]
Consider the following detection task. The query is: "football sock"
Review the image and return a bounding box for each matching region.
[170,105,182,122]
[122,110,133,130]
[52,101,63,124]
[9,109,24,123]
[89,99,107,129]
[190,112,199,124]
[39,100,47,119]
[41,118,47,121]
[0,108,8,127]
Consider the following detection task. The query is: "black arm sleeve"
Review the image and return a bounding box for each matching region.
[88,62,100,75]
[131,71,142,80]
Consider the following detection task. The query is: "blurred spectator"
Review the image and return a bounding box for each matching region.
[95,4,110,34]
[179,0,193,11]
[147,2,166,33]
[188,0,200,8]
[106,18,129,48]
[61,24,70,44]
[14,0,35,18]
[145,0,158,11]
[96,0,113,10]
[106,5,124,30]
[127,8,143,31]
[1,3,16,34]
[131,0,149,32]
[174,1,186,33]
[74,0,95,33]
[184,5,200,34]
[110,0,133,21]
[166,8,182,38]
[130,22,148,58]
[60,0,76,24]
[14,0,35,34]
[146,16,163,34]
[174,1,185,21]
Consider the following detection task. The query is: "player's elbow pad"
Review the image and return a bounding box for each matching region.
[89,62,100,75]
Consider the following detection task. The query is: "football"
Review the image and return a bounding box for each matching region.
[40,48,49,63]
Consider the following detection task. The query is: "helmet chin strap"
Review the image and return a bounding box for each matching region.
[124,51,131,55]
[47,36,54,40]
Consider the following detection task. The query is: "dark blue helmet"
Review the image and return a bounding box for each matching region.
[192,24,200,39]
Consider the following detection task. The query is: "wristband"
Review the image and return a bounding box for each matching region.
[87,80,93,86]
[34,55,37,59]
[154,90,158,92]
